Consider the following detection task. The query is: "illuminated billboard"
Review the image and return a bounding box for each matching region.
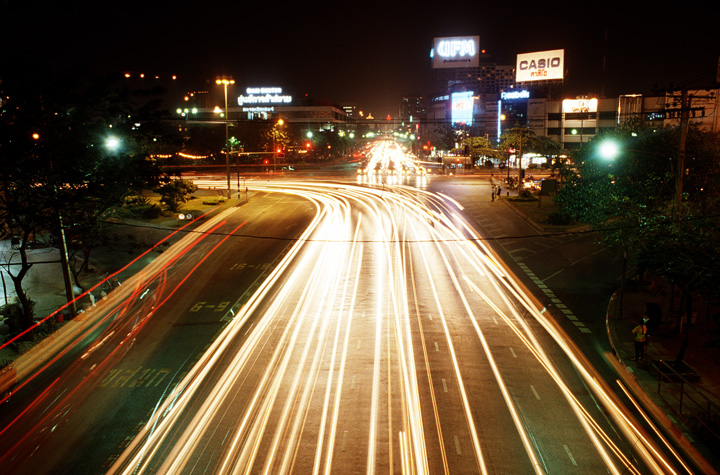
[451,91,474,125]
[432,36,480,69]
[562,98,598,113]
[238,87,292,106]
[516,49,564,82]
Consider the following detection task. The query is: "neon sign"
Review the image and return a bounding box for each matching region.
[432,36,480,69]
[451,91,474,126]
[238,87,292,106]
[501,90,530,100]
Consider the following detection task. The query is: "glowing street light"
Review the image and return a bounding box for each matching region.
[598,140,619,160]
[105,136,120,150]
[273,118,284,173]
[216,77,235,199]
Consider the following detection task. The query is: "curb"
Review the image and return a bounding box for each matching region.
[605,289,719,474]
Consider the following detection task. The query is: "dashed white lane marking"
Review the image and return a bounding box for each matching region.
[517,262,591,333]
[563,444,578,466]
[530,385,541,400]
[454,436,462,455]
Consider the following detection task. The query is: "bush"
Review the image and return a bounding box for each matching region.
[156,179,198,212]
[135,203,163,219]
[547,211,575,225]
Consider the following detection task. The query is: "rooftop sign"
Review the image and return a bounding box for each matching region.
[432,36,480,69]
[238,87,292,106]
[516,49,564,82]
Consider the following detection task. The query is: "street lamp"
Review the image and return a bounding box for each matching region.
[105,136,120,151]
[598,140,619,161]
[216,77,235,199]
[273,118,284,173]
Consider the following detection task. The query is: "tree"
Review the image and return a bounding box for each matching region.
[0,59,161,330]
[465,136,499,161]
[156,178,198,212]
[554,123,720,363]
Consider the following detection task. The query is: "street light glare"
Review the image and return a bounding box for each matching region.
[599,140,619,160]
[105,137,120,150]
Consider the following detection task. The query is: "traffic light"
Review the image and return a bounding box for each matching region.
[263,159,269,165]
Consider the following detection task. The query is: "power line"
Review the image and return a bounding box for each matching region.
[104,211,720,245]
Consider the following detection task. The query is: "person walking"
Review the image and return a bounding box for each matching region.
[491,185,496,201]
[631,317,648,361]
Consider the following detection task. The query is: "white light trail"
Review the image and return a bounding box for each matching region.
[106,175,682,475]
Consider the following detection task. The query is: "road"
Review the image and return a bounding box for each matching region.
[0,192,316,473]
[0,171,693,474]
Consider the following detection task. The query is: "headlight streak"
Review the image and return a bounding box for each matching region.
[400,207,488,474]
[106,181,685,475]
[365,185,659,474]
[616,380,694,475]
[379,191,430,475]
[464,277,631,475]
[109,199,327,475]
[407,248,451,474]
[435,196,678,474]
[0,215,243,468]
[412,208,549,474]
[319,218,363,475]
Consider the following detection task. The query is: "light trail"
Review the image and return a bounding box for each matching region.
[106,165,687,473]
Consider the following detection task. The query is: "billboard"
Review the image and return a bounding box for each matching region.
[562,98,598,113]
[451,91,474,125]
[238,87,292,106]
[432,36,480,69]
[516,49,564,82]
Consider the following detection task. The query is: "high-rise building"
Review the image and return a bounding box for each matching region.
[399,96,426,121]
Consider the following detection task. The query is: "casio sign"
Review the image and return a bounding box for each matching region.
[519,57,562,73]
[516,49,565,82]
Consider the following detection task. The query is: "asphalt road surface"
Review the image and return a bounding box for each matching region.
[0,170,693,474]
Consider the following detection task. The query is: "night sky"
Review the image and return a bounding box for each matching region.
[4,1,717,116]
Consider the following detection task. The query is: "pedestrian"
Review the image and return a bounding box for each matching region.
[497,186,502,197]
[491,185,496,201]
[631,317,648,361]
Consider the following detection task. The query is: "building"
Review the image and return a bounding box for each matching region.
[399,96,426,122]
[527,89,719,149]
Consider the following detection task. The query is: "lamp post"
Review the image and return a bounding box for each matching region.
[216,77,235,199]
[273,118,284,173]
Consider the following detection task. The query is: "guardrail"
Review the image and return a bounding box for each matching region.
[656,359,720,447]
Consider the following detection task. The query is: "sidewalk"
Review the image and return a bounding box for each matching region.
[0,188,243,360]
[606,275,720,472]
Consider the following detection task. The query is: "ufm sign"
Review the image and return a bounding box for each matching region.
[516,49,564,82]
[432,36,480,69]
[238,87,292,106]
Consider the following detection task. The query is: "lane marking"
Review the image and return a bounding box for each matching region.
[563,444,578,466]
[530,385,541,400]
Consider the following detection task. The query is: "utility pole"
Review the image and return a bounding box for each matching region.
[676,88,690,221]
[57,211,77,318]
